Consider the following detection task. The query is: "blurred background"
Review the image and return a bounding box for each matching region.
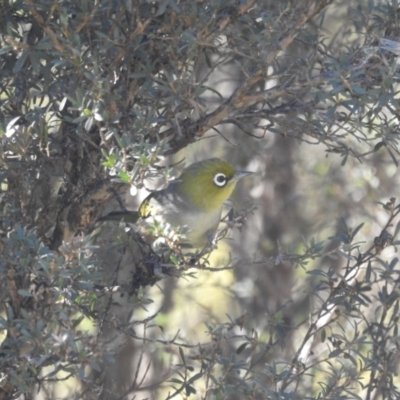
[2,0,400,399]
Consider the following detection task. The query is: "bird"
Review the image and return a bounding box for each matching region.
[99,158,253,248]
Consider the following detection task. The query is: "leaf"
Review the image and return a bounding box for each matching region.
[29,52,41,74]
[118,171,130,183]
[236,342,248,354]
[388,257,398,271]
[343,352,357,366]
[306,269,328,277]
[169,252,179,266]
[59,97,68,111]
[102,155,116,168]
[374,141,385,152]
[84,116,94,131]
[350,223,364,241]
[328,349,342,358]
[13,51,29,73]
[18,289,32,297]
[351,85,365,95]
[94,112,103,121]
[185,385,196,396]
[6,116,21,131]
[321,329,326,343]
[393,300,399,318]
[328,233,348,244]
[168,378,183,384]
[179,346,186,365]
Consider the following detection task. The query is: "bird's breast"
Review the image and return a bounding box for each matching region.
[145,188,223,247]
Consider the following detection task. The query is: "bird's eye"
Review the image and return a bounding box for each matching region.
[214,173,227,187]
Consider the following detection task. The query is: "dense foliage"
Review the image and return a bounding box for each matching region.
[1,0,400,399]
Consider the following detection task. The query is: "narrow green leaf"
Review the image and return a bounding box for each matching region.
[321,329,326,343]
[179,346,186,366]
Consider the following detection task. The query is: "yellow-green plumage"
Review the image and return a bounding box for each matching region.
[178,159,237,211]
[99,158,252,248]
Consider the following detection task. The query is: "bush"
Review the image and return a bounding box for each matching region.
[1,0,400,399]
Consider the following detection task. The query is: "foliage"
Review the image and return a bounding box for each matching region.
[1,0,400,399]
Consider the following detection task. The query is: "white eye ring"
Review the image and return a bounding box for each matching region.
[214,173,227,187]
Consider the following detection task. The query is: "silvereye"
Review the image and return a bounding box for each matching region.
[99,158,252,248]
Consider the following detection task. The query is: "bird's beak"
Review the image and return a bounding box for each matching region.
[231,170,254,182]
